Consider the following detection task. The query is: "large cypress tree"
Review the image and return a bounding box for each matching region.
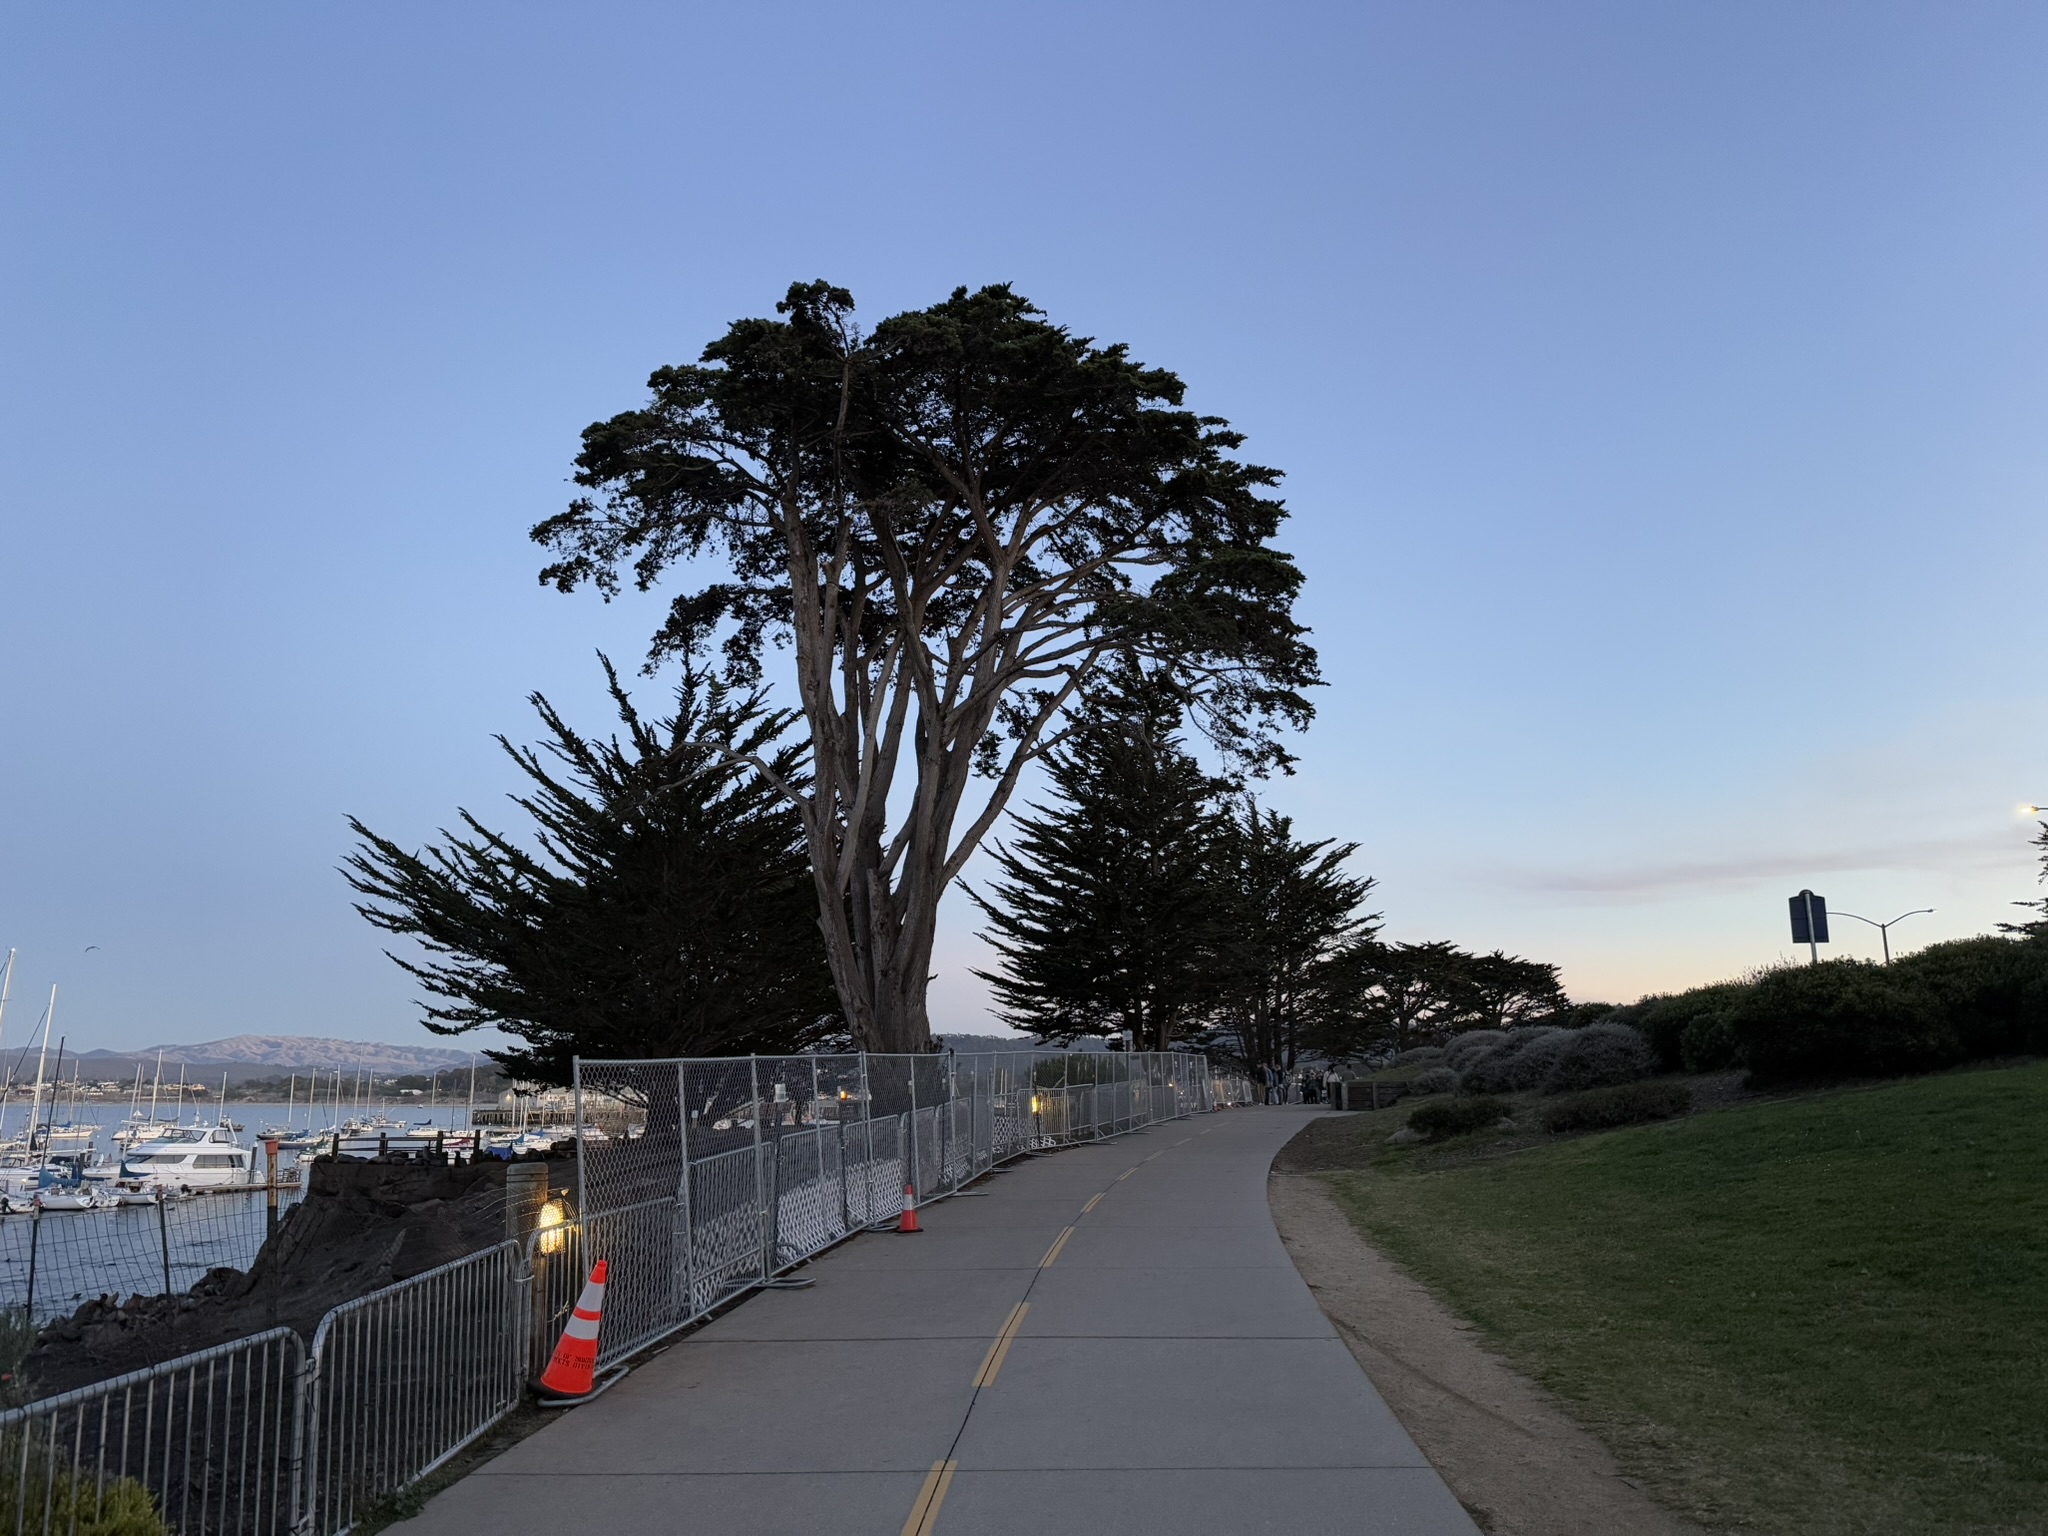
[343,661,840,1084]
[1206,800,1380,1072]
[969,667,1224,1051]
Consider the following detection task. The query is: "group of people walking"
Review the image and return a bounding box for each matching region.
[1258,1064,1341,1105]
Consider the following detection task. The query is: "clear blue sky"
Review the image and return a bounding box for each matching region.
[3,3,2044,1053]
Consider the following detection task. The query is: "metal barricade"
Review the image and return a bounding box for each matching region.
[539,1049,1222,1376]
[300,1242,521,1536]
[0,1328,302,1536]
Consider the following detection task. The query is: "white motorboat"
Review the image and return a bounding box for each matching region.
[34,1188,104,1211]
[118,1121,255,1190]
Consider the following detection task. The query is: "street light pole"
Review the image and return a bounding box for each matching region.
[1832,908,1934,965]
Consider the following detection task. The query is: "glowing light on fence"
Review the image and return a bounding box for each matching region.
[537,1199,566,1254]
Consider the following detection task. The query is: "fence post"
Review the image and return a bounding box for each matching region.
[749,1057,767,1285]
[289,1331,310,1536]
[24,1205,39,1323]
[158,1192,171,1297]
[676,1060,693,1320]
[573,1055,587,1220]
[906,1055,920,1203]
[940,1053,954,1193]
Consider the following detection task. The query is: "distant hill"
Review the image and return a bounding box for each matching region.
[74,1036,479,1081]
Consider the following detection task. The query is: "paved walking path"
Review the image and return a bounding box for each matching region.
[395,1107,1477,1536]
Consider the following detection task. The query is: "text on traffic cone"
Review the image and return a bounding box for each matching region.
[539,1259,608,1397]
[897,1182,921,1233]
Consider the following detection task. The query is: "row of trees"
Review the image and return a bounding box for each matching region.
[968,666,1567,1069]
[346,280,1570,1081]
[343,654,1567,1082]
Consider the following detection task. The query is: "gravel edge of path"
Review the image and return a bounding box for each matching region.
[1267,1169,1704,1536]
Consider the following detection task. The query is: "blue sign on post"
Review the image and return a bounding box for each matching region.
[1790,890,1829,960]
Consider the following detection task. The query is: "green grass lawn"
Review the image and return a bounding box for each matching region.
[1322,1062,2048,1535]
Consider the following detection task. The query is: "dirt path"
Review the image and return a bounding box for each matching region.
[1269,1170,1701,1536]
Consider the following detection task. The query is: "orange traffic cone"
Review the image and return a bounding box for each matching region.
[538,1259,607,1398]
[897,1182,921,1234]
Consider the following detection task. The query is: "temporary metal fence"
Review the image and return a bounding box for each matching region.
[0,1048,1252,1536]
[300,1243,522,1536]
[540,1051,1223,1371]
[0,1327,303,1536]
[1,1187,308,1327]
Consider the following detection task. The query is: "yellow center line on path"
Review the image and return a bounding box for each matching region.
[1080,1192,1104,1214]
[1039,1226,1075,1268]
[971,1303,1030,1388]
[1115,1168,1136,1181]
[901,1460,958,1536]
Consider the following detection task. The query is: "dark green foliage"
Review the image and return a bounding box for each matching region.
[345,663,840,1084]
[1679,1008,1744,1072]
[1206,799,1379,1072]
[1448,1021,1656,1095]
[1325,941,1482,1058]
[1998,818,2048,939]
[1558,1001,1620,1027]
[970,665,1224,1051]
[1406,1095,1510,1141]
[1616,983,1747,1073]
[1463,951,1569,1030]
[1537,1080,1692,1134]
[1888,936,2048,1057]
[535,281,1320,1050]
[1728,960,1956,1084]
[1459,1027,1571,1094]
[1545,1021,1658,1093]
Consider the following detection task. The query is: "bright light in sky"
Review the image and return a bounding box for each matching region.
[2,3,2045,1050]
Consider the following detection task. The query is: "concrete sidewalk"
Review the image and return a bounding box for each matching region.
[392,1107,1477,1536]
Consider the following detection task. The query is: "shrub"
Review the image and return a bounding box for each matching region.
[1392,1045,1446,1068]
[1729,960,1958,1083]
[1460,1028,1570,1094]
[1889,936,2048,1058]
[1679,1008,1743,1072]
[1405,1095,1510,1141]
[1538,1080,1691,1134]
[1443,1030,1508,1072]
[0,1441,165,1536]
[1557,1001,1619,1028]
[1411,1066,1459,1095]
[1542,1020,1656,1093]
[1619,983,1748,1072]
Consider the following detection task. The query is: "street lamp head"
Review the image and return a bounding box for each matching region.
[2024,804,2045,817]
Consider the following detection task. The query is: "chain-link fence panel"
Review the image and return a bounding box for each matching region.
[0,1186,309,1326]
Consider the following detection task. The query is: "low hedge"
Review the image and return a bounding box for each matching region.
[1607,936,2048,1085]
[1406,1095,1509,1141]
[1730,960,1960,1083]
[1538,1080,1691,1134]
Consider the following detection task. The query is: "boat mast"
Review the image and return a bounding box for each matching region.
[36,1036,65,1156]
[286,1072,296,1128]
[0,949,14,1072]
[29,987,54,1146]
[150,1050,163,1123]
